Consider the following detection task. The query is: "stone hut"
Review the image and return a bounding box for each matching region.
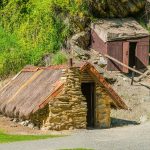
[91,18,149,73]
[0,62,127,130]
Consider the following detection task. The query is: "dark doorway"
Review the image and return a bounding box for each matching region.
[81,83,95,128]
[129,42,137,68]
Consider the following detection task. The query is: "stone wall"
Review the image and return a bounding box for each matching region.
[30,104,49,129]
[41,67,87,130]
[95,84,111,128]
[31,68,111,130]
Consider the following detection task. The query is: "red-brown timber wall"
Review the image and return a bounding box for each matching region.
[107,41,123,71]
[136,37,149,69]
[91,30,107,54]
[91,29,149,72]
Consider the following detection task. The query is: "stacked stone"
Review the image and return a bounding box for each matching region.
[95,83,111,128]
[42,67,87,131]
[65,68,87,129]
[31,104,49,128]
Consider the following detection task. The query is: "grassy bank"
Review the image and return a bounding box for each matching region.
[0,130,60,143]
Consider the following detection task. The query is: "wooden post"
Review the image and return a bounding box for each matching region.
[69,58,73,68]
[131,66,136,85]
[105,54,150,79]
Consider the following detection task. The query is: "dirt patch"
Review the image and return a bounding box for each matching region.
[110,71,150,125]
[0,115,71,135]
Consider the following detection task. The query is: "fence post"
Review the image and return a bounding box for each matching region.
[131,66,136,85]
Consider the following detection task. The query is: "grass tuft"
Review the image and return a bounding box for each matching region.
[0,130,61,143]
[52,51,68,65]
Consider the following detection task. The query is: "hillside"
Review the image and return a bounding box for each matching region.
[0,0,148,78]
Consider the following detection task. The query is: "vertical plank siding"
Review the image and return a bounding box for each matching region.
[91,30,107,54]
[136,37,149,69]
[107,41,123,71]
[91,29,149,72]
[123,42,129,73]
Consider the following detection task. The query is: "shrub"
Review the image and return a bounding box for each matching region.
[51,51,68,65]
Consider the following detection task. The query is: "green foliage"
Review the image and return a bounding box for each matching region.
[0,27,25,78]
[52,51,68,65]
[0,0,88,78]
[0,27,19,51]
[0,130,61,143]
[0,0,88,50]
[0,0,146,78]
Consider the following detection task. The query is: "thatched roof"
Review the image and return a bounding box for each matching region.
[0,62,127,119]
[91,18,149,42]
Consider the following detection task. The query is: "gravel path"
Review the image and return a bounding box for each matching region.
[1,122,150,150]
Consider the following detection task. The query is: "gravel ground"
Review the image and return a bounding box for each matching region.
[110,71,150,124]
[1,122,150,150]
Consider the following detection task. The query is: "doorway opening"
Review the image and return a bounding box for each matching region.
[129,42,137,68]
[81,83,95,128]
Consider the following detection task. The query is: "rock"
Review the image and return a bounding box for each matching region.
[123,78,128,81]
[19,120,30,126]
[71,30,90,50]
[51,108,62,113]
[89,0,146,18]
[117,83,121,86]
[10,118,14,121]
[33,126,39,130]
[70,15,90,32]
[41,126,48,131]
[70,30,91,60]
[140,115,148,123]
[73,46,91,60]
[40,54,52,66]
[69,126,74,130]
[28,123,35,129]
[98,56,107,67]
[13,118,19,123]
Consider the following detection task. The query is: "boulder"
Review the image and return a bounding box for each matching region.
[89,0,146,18]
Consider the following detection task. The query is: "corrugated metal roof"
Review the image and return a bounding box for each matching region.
[0,68,63,118]
[0,62,128,119]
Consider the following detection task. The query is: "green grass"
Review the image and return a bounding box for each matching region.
[0,130,61,143]
[51,51,68,65]
[59,149,94,150]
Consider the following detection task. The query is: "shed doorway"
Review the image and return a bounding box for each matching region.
[129,42,137,68]
[81,83,95,128]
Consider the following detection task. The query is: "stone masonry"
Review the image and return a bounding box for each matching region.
[95,84,111,128]
[32,67,111,130]
[42,67,87,130]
